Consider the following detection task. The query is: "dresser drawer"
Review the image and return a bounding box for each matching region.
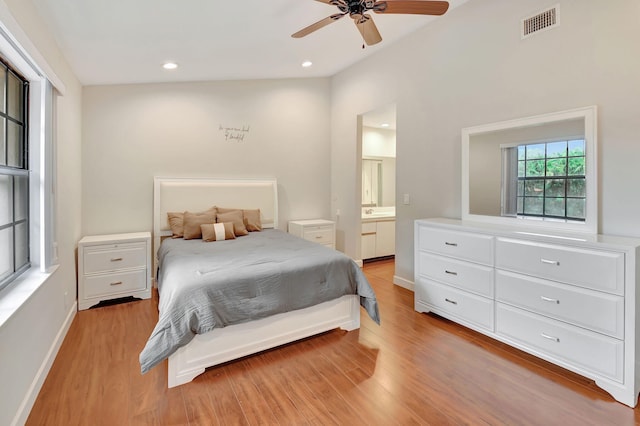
[416,278,494,331]
[418,252,494,297]
[83,242,147,274]
[496,238,624,295]
[84,269,147,298]
[496,303,623,382]
[496,270,624,338]
[418,227,493,265]
[303,227,334,245]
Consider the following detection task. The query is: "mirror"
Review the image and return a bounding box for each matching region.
[362,159,382,207]
[462,106,598,234]
[361,104,396,208]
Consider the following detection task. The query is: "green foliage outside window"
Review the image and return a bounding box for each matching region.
[516,139,586,220]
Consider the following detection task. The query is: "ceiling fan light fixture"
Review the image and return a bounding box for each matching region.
[162,62,178,70]
[301,60,313,68]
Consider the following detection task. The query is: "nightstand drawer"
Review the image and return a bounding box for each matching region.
[288,220,336,249]
[83,242,147,273]
[84,270,147,298]
[303,227,334,244]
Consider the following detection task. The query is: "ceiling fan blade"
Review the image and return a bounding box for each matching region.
[373,0,449,15]
[354,15,382,46]
[292,13,346,38]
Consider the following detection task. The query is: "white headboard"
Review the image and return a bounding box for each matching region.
[153,177,278,272]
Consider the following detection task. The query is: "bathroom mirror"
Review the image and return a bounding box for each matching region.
[362,158,382,207]
[462,106,598,234]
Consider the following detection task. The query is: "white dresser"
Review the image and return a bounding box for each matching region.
[288,219,336,249]
[78,232,152,310]
[414,218,640,407]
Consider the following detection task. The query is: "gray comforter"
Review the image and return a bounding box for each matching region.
[139,229,380,373]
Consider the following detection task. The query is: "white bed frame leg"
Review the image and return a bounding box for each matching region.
[167,347,205,388]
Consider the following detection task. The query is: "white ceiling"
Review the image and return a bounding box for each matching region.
[362,103,396,130]
[31,0,469,86]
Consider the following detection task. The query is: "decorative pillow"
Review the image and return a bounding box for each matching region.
[167,212,184,238]
[182,208,217,240]
[216,210,249,236]
[242,209,262,232]
[217,207,262,232]
[201,222,236,242]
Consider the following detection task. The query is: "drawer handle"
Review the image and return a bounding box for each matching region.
[541,332,560,343]
[111,257,124,262]
[110,281,123,286]
[445,270,458,276]
[315,236,322,239]
[540,296,560,304]
[444,242,458,247]
[445,298,458,305]
[540,258,560,266]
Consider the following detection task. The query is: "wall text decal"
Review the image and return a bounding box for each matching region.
[219,124,250,142]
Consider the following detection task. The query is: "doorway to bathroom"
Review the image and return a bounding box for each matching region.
[360,104,396,262]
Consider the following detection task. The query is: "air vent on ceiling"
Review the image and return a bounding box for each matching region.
[521,4,559,39]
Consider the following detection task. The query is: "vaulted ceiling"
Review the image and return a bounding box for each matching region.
[32,0,469,86]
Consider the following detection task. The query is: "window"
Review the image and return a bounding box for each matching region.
[502,139,586,222]
[0,58,28,292]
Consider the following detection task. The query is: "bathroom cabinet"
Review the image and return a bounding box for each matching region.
[361,218,395,260]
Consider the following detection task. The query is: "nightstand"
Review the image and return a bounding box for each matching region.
[77,232,152,310]
[288,219,336,249]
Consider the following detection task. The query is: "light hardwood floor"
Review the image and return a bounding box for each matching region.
[27,259,640,425]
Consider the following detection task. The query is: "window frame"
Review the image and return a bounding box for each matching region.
[501,138,587,222]
[0,58,30,292]
[0,21,58,298]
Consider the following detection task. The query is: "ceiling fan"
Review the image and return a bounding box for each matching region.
[292,0,450,46]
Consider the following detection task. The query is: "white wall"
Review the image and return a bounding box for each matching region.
[331,0,640,282]
[82,78,331,235]
[0,1,82,425]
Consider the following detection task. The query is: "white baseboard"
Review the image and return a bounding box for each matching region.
[393,275,415,292]
[12,302,77,426]
[354,259,364,268]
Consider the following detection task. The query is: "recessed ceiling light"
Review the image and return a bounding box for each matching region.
[301,61,313,68]
[163,62,178,70]
[381,123,390,128]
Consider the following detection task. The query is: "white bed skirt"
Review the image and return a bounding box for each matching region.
[167,294,360,387]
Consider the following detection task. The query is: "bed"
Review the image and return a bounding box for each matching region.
[139,177,380,387]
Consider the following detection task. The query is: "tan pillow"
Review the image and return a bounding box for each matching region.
[243,209,262,232]
[216,210,249,236]
[183,209,217,240]
[201,222,236,242]
[217,207,262,232]
[167,212,184,238]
